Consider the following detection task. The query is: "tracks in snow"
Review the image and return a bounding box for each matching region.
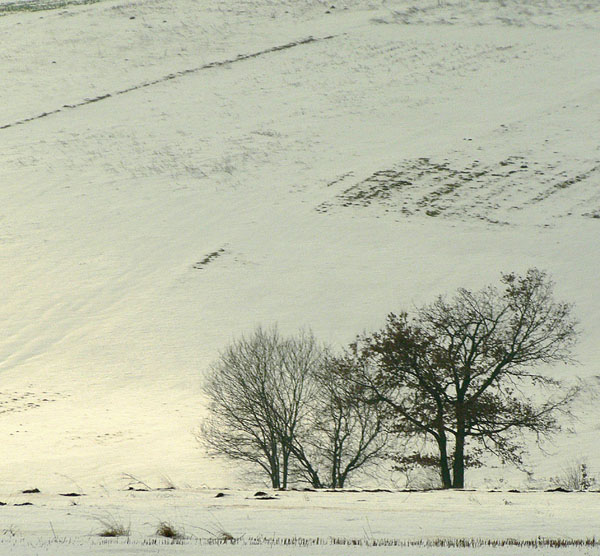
[0,34,336,131]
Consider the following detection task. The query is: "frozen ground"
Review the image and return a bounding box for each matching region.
[0,0,600,550]
[0,489,599,555]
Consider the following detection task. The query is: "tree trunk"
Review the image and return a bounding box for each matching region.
[452,411,466,489]
[282,449,289,489]
[270,439,281,489]
[305,462,323,489]
[290,443,324,488]
[270,465,280,489]
[331,446,341,488]
[436,433,453,489]
[452,439,465,488]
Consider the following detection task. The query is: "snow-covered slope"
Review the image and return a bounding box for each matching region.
[1,0,599,492]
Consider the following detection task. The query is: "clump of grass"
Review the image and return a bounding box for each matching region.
[156,521,184,540]
[217,530,235,542]
[194,515,236,543]
[158,474,177,491]
[1,525,19,537]
[122,472,153,491]
[96,516,130,538]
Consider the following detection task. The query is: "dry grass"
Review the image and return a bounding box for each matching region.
[95,516,130,538]
[193,535,600,548]
[156,521,184,540]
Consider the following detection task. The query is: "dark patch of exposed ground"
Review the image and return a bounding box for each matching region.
[317,156,600,224]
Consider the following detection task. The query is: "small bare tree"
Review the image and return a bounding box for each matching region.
[199,327,321,489]
[301,355,388,488]
[551,460,596,491]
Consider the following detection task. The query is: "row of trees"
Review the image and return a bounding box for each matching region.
[199,269,579,489]
[199,328,387,488]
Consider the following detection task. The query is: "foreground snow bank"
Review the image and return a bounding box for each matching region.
[0,490,599,554]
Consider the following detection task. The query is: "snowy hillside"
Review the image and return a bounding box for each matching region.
[1,0,599,493]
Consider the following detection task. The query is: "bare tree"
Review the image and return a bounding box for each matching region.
[199,327,390,489]
[199,327,321,489]
[348,269,579,489]
[305,355,388,488]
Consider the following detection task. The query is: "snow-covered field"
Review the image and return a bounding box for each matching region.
[1,0,599,551]
[0,489,600,555]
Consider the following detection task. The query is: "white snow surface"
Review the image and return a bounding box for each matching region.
[1,0,599,510]
[0,489,599,555]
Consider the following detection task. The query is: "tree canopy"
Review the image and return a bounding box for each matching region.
[346,268,579,488]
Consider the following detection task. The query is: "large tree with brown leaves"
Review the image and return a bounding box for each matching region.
[348,269,579,488]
